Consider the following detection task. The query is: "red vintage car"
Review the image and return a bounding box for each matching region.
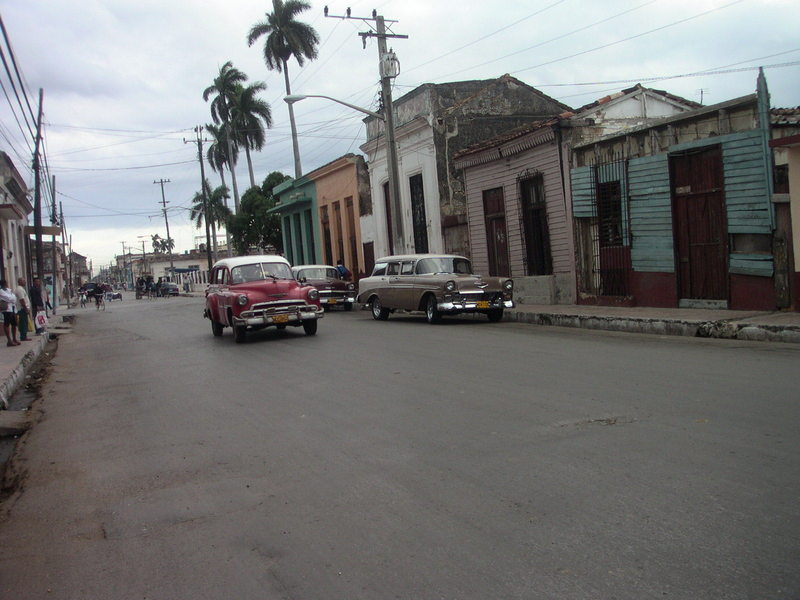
[204,255,323,343]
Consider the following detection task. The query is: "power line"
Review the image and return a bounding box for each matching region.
[50,159,196,172]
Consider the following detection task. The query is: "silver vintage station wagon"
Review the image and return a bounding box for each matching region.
[357,254,514,323]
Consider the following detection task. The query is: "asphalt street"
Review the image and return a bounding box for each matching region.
[0,295,798,599]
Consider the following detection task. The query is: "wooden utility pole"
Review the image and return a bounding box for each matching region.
[50,174,58,309]
[327,9,407,253]
[153,178,175,279]
[185,127,213,274]
[32,88,44,280]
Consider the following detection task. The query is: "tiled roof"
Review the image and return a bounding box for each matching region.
[573,83,701,115]
[771,107,800,125]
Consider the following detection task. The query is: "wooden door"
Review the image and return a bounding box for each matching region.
[483,188,510,277]
[671,147,728,301]
[409,174,429,253]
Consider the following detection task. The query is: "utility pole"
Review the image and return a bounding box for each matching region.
[32,88,44,280]
[185,126,213,274]
[153,178,176,279]
[50,174,58,311]
[326,8,407,254]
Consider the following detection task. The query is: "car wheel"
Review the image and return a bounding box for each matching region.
[425,295,441,324]
[302,320,318,335]
[210,318,223,337]
[344,302,353,312]
[487,309,504,323]
[371,296,389,321]
[233,323,247,343]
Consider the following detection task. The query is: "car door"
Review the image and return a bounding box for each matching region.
[395,260,418,309]
[214,268,232,324]
[383,261,403,308]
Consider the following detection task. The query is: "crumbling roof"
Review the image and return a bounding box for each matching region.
[453,117,560,160]
[573,83,701,115]
[771,107,800,125]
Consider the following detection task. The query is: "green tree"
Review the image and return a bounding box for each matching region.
[230,81,273,189]
[228,171,290,255]
[247,0,319,179]
[190,180,233,259]
[150,234,175,254]
[203,61,246,212]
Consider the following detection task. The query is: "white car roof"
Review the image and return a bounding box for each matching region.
[374,253,468,263]
[212,255,290,270]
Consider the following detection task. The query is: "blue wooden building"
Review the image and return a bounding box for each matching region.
[569,73,779,310]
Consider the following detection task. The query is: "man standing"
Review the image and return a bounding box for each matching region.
[29,278,45,335]
[335,258,352,281]
[14,277,30,342]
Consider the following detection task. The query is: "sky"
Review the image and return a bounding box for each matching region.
[1,0,798,272]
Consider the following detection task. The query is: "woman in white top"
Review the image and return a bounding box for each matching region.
[0,279,20,346]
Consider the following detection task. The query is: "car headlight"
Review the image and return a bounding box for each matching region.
[308,288,319,300]
[347,283,355,290]
[503,279,514,291]
[237,294,248,306]
[445,280,456,292]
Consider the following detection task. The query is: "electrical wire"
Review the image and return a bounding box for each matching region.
[50,159,196,172]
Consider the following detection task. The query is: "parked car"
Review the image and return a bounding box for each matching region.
[204,255,323,343]
[160,282,180,296]
[291,264,356,311]
[357,254,514,323]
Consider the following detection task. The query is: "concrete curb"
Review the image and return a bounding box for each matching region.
[505,310,800,344]
[0,334,49,410]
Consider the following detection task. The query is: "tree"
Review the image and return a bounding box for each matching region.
[190,180,233,259]
[247,0,319,179]
[203,61,246,213]
[228,171,290,255]
[230,82,273,188]
[150,234,174,254]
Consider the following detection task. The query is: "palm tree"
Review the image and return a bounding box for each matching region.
[206,123,238,257]
[190,180,232,260]
[247,0,319,179]
[230,82,273,188]
[203,62,246,213]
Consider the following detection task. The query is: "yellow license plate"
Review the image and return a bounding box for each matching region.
[476,301,490,309]
[328,299,337,304]
[273,314,289,324]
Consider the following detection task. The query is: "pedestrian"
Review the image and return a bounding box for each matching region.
[0,280,20,346]
[29,278,45,334]
[14,277,31,342]
[335,258,352,281]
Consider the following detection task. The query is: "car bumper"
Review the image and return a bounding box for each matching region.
[235,305,324,327]
[437,298,514,313]
[320,295,356,306]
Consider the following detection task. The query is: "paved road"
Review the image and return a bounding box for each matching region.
[1,296,798,599]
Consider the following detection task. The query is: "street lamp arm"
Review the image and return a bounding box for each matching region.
[284,94,385,121]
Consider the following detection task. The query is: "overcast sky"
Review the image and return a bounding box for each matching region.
[1,0,798,271]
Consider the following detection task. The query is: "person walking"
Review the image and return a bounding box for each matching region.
[14,277,31,342]
[29,278,45,335]
[0,280,20,346]
[335,258,352,281]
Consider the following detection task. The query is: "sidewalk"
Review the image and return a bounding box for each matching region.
[505,303,800,344]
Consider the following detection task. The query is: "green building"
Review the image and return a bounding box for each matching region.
[269,176,321,266]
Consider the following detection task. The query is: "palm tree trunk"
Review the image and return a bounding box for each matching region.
[284,61,302,179]
[245,145,256,189]
[219,171,233,257]
[225,133,241,215]
[211,219,218,262]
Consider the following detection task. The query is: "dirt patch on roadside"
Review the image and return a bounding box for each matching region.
[0,337,59,515]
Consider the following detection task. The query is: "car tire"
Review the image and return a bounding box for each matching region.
[425,295,441,324]
[487,309,504,323]
[344,302,353,312]
[233,323,247,343]
[371,296,389,321]
[303,320,318,335]
[211,318,223,337]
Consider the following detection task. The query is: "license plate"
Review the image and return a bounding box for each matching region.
[476,301,490,309]
[273,314,289,324]
[328,299,337,304]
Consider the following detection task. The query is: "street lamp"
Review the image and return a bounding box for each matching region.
[284,94,405,254]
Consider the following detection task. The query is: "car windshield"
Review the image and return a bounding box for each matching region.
[297,267,339,280]
[416,257,473,275]
[231,262,293,284]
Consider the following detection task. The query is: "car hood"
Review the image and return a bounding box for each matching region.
[231,279,307,299]
[304,277,349,290]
